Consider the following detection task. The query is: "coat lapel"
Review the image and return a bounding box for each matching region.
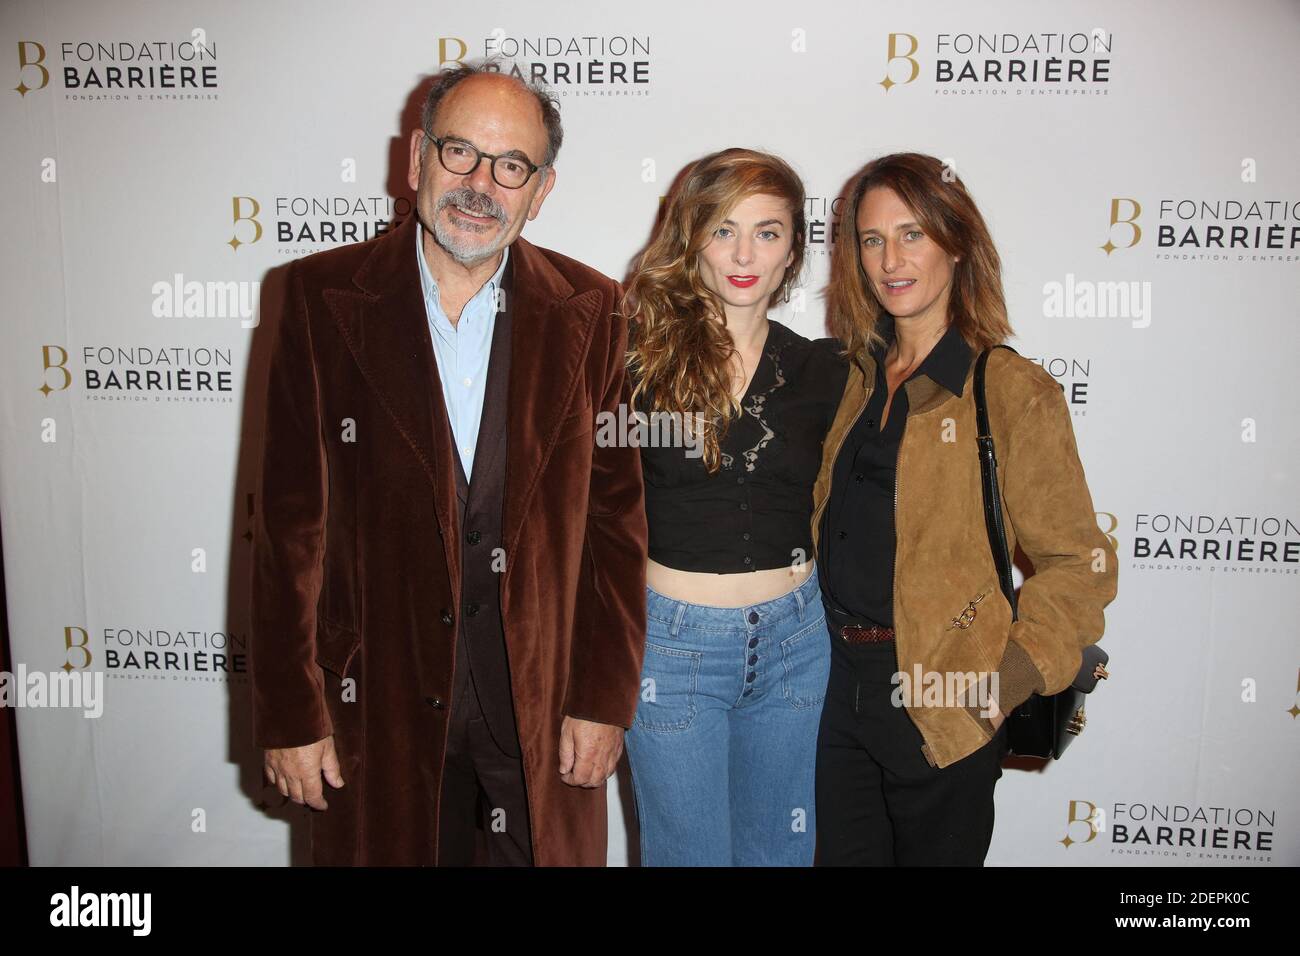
[860,340,964,417]
[324,214,459,550]
[323,221,604,565]
[500,236,605,550]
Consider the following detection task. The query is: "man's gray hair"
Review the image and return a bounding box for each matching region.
[419,59,564,166]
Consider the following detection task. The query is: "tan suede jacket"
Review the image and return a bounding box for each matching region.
[811,346,1118,769]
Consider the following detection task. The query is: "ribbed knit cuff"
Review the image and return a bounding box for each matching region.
[964,640,1046,732]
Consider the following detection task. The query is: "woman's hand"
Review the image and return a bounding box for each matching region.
[986,697,1006,732]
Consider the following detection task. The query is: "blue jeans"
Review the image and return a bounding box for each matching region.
[625,565,831,866]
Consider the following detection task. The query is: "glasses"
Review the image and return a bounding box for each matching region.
[428,135,544,189]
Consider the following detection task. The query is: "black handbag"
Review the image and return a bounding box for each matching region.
[974,346,1109,760]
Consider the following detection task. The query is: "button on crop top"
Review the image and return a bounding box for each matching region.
[636,320,849,573]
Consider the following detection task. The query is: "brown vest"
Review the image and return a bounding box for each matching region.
[448,263,520,757]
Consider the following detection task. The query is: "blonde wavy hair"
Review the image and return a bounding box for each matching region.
[827,152,1012,361]
[622,148,807,472]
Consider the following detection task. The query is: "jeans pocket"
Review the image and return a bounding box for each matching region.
[780,615,832,710]
[634,642,702,733]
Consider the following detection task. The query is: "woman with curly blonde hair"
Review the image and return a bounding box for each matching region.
[622,148,847,866]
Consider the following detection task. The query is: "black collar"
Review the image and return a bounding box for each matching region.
[872,315,972,398]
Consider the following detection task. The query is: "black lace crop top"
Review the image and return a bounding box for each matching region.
[635,320,849,573]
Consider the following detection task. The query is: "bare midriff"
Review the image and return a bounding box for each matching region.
[646,558,814,608]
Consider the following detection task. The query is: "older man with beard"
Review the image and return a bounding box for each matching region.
[251,63,648,865]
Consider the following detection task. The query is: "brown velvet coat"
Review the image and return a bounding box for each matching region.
[250,213,648,865]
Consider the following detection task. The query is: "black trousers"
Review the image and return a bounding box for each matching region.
[437,630,533,867]
[815,634,1007,866]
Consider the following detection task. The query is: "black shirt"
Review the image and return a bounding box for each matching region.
[638,320,849,573]
[819,318,973,626]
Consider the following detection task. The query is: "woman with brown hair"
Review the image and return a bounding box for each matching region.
[813,153,1117,865]
[622,148,847,866]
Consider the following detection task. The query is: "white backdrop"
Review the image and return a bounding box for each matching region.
[2,0,1297,865]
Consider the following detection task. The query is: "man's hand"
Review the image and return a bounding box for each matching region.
[557,716,623,788]
[264,735,344,810]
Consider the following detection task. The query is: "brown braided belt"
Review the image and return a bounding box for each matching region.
[834,623,895,644]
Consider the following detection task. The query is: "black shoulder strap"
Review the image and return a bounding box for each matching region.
[974,345,1020,621]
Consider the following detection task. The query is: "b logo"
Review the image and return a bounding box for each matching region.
[64,626,92,671]
[438,37,468,69]
[15,40,49,96]
[1100,198,1142,255]
[1095,512,1119,553]
[880,33,919,92]
[1061,800,1104,848]
[39,345,72,396]
[229,196,262,251]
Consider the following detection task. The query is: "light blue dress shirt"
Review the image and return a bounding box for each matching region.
[415,221,508,480]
